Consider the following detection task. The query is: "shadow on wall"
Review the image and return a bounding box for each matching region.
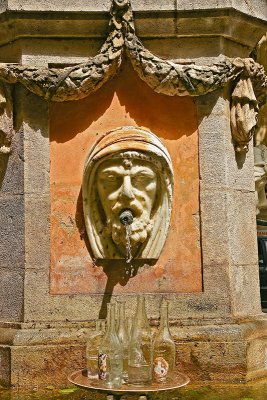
[50,59,199,144]
[97,259,157,319]
[75,187,157,319]
[0,154,9,188]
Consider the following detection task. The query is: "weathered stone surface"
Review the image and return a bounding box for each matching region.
[227,191,258,267]
[176,340,247,382]
[0,196,24,269]
[0,269,24,321]
[11,344,86,388]
[0,0,266,19]
[23,112,49,195]
[230,264,261,316]
[247,336,267,380]
[0,346,11,387]
[200,188,231,266]
[0,84,24,324]
[12,326,89,347]
[25,194,50,269]
[176,0,267,21]
[3,320,267,387]
[197,92,256,191]
[23,269,101,322]
[0,128,24,196]
[20,38,103,66]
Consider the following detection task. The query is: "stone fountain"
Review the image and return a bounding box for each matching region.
[0,0,267,389]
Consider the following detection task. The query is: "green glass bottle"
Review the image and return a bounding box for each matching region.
[153,299,175,382]
[128,295,153,385]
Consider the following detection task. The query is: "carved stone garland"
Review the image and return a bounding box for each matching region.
[0,0,266,153]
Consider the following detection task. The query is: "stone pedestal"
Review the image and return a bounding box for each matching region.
[0,0,267,389]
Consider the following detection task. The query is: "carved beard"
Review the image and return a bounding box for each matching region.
[105,213,153,248]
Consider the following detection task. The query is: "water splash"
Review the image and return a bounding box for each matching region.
[125,224,133,264]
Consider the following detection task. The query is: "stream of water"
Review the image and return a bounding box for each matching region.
[125,224,133,264]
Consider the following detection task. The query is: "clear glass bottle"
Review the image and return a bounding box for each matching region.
[98,303,123,388]
[153,299,175,382]
[117,301,129,383]
[128,295,153,385]
[86,319,105,378]
[126,316,133,338]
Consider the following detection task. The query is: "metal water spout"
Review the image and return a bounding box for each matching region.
[119,210,133,263]
[119,209,134,226]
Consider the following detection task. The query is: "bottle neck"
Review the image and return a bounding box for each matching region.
[118,302,126,332]
[104,304,112,338]
[119,301,125,323]
[95,320,101,332]
[109,303,117,334]
[135,295,150,329]
[159,300,170,332]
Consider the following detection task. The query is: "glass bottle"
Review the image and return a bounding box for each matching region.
[98,303,123,388]
[152,299,175,382]
[117,301,129,383]
[86,319,105,378]
[128,295,153,385]
[126,316,132,338]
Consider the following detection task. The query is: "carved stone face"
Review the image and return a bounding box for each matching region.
[83,126,174,260]
[96,157,158,250]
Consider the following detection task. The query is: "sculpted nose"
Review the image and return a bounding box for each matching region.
[120,175,134,200]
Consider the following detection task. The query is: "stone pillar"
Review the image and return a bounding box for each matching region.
[0,0,267,388]
[0,83,24,323]
[199,90,261,317]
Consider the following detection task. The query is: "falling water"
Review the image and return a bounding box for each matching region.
[125,224,133,264]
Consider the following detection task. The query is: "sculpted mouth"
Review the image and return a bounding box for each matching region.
[112,202,142,217]
[119,209,134,226]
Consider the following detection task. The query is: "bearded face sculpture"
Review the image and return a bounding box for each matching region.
[82,127,174,260]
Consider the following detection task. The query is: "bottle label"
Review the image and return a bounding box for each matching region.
[98,353,107,380]
[153,357,169,379]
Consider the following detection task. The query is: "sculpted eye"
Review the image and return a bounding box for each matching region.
[105,175,119,182]
[132,174,152,185]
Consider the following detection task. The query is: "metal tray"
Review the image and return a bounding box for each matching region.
[68,369,190,395]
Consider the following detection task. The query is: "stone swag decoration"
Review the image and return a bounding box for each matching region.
[0,1,265,155]
[82,126,174,261]
[0,82,13,156]
[0,0,265,154]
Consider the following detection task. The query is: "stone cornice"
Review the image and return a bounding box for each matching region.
[0,7,266,51]
[0,0,266,153]
[0,0,266,19]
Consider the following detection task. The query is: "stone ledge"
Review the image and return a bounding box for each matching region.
[0,0,266,19]
[1,317,266,347]
[0,6,265,51]
[1,317,267,387]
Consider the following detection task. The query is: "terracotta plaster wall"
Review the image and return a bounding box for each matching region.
[49,62,202,295]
